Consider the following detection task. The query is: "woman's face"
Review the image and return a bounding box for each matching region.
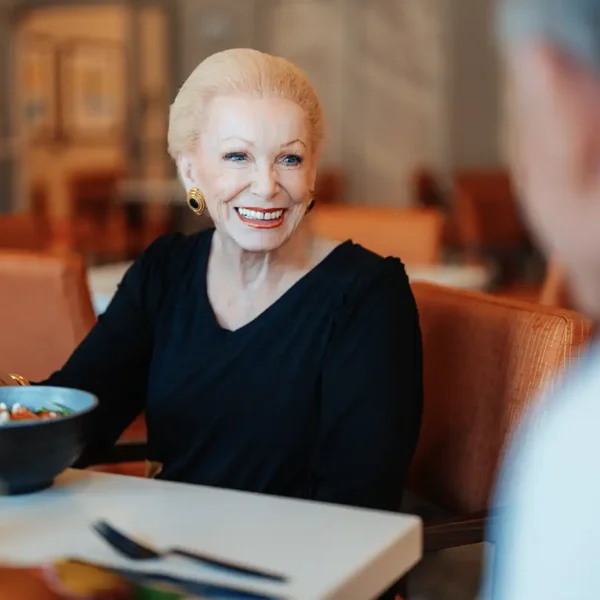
[185,95,317,253]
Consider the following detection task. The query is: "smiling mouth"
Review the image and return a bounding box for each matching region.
[234,207,286,229]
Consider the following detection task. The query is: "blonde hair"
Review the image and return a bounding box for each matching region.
[168,48,324,160]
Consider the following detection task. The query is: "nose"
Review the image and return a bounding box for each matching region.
[250,163,278,200]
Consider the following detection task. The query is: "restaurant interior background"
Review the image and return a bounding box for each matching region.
[0,2,584,598]
[0,0,539,296]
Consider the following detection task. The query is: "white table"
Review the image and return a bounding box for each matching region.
[88,261,132,315]
[0,470,422,599]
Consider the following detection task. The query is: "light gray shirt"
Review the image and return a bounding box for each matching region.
[487,344,600,599]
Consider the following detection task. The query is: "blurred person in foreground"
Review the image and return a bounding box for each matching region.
[489,0,600,598]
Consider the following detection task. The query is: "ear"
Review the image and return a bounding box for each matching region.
[176,154,197,194]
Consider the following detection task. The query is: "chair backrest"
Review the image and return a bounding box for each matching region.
[411,167,447,209]
[539,259,572,308]
[0,213,48,252]
[0,251,96,381]
[409,282,592,514]
[315,168,346,205]
[309,205,444,265]
[453,170,528,255]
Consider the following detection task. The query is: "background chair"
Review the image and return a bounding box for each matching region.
[309,205,444,266]
[0,251,96,381]
[539,259,572,308]
[400,283,592,597]
[452,170,540,303]
[0,250,145,442]
[314,168,347,205]
[453,170,529,264]
[406,283,591,598]
[0,214,48,252]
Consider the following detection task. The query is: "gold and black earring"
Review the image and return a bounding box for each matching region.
[187,187,206,216]
[306,190,316,213]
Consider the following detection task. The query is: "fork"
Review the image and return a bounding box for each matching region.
[93,520,288,583]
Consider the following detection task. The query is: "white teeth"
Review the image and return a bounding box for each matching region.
[237,208,283,221]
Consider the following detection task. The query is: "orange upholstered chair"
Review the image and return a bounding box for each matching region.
[453,170,528,261]
[0,251,146,445]
[539,260,572,308]
[309,205,444,266]
[0,213,48,252]
[0,251,96,381]
[410,283,591,550]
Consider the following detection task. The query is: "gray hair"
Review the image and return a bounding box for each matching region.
[496,0,600,72]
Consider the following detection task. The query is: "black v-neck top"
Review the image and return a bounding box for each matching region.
[45,229,423,511]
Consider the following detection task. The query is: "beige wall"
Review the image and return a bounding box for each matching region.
[16,3,168,219]
[139,5,169,181]
[17,5,127,219]
[264,0,502,201]
[261,0,448,206]
[445,0,503,172]
[11,0,503,218]
[178,0,502,206]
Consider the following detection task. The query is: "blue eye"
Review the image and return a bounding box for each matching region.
[224,152,247,162]
[281,154,303,166]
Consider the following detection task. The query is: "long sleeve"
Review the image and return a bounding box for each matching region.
[314,258,423,511]
[41,234,180,462]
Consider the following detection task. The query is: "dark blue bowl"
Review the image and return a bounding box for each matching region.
[0,386,98,495]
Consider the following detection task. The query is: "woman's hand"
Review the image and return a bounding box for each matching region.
[0,372,20,387]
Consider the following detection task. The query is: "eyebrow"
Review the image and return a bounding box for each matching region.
[281,139,306,149]
[222,136,254,146]
[221,137,307,149]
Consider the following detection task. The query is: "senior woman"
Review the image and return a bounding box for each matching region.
[1,49,422,514]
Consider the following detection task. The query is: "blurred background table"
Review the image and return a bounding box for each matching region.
[407,264,493,291]
[88,261,132,315]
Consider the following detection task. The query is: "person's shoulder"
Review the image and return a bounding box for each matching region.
[136,229,212,275]
[328,241,409,292]
[324,241,413,313]
[142,229,211,262]
[123,229,213,315]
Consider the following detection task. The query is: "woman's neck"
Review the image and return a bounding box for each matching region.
[210,226,314,292]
